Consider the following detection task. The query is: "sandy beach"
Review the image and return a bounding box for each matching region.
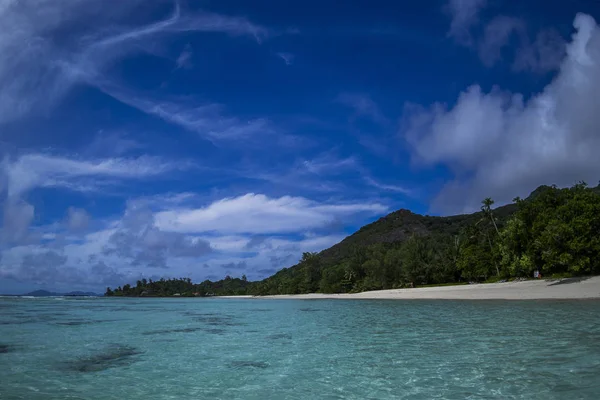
[241,277,600,300]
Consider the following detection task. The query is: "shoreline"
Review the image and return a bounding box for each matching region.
[225,276,600,300]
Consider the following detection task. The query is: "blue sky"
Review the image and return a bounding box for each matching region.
[1,0,600,294]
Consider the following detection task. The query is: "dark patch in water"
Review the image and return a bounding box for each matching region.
[0,318,40,325]
[229,360,269,369]
[298,308,321,312]
[202,328,227,335]
[266,333,292,340]
[106,307,158,312]
[63,344,142,373]
[0,343,14,353]
[142,327,203,335]
[55,321,91,326]
[193,315,242,327]
[54,319,121,326]
[182,311,219,316]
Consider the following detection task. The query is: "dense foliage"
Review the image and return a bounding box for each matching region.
[106,183,600,297]
[106,275,250,297]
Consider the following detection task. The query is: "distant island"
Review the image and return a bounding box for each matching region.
[23,290,101,297]
[106,182,600,297]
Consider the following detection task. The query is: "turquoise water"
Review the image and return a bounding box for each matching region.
[1,297,600,399]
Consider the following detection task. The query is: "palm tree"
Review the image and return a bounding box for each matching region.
[481,197,500,235]
[480,198,500,276]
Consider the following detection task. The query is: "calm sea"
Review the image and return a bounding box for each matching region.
[1,297,600,399]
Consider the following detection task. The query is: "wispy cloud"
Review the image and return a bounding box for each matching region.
[175,44,193,69]
[445,0,487,45]
[364,177,412,195]
[277,52,294,65]
[336,93,388,125]
[99,87,274,143]
[301,154,358,175]
[0,0,270,126]
[2,153,188,198]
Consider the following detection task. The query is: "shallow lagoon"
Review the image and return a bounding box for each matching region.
[1,297,600,399]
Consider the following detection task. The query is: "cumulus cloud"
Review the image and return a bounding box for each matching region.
[445,1,566,72]
[0,246,131,289]
[154,193,387,234]
[404,13,600,214]
[103,202,213,269]
[199,232,345,280]
[478,16,525,67]
[1,199,35,244]
[90,261,127,286]
[477,16,566,72]
[67,207,90,232]
[513,28,567,73]
[0,194,355,290]
[18,251,69,284]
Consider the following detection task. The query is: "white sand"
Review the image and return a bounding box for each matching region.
[250,277,600,300]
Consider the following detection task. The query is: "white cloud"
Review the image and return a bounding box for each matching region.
[1,199,35,244]
[102,203,213,269]
[446,1,566,73]
[404,13,600,214]
[67,207,90,232]
[176,44,193,69]
[337,93,388,125]
[101,89,273,142]
[85,131,143,157]
[2,153,187,198]
[478,16,524,67]
[364,177,412,195]
[0,194,363,290]
[277,52,294,65]
[155,193,387,234]
[0,0,269,125]
[301,154,358,175]
[199,233,346,280]
[446,0,487,45]
[477,16,566,73]
[513,28,567,73]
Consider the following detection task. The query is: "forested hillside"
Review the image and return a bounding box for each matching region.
[107,182,600,297]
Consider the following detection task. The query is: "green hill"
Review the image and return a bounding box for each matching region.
[250,182,600,295]
[318,203,517,265]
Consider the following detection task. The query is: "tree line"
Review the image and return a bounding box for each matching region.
[106,275,250,297]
